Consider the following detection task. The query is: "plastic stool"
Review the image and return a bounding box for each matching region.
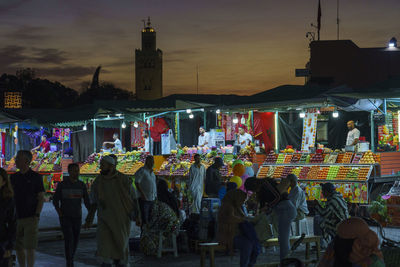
[291,218,310,236]
[199,242,219,267]
[157,231,178,258]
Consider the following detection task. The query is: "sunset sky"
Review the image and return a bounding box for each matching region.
[1,0,399,96]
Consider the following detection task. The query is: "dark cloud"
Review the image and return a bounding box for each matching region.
[7,25,49,41]
[31,47,67,64]
[0,45,26,68]
[36,66,96,78]
[0,0,32,14]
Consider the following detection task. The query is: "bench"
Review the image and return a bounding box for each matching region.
[255,235,321,267]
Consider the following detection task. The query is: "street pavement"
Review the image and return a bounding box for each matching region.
[31,203,400,266]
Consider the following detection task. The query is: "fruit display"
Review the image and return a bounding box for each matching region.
[257,166,269,178]
[310,153,324,163]
[272,166,285,178]
[5,151,62,173]
[276,154,285,164]
[340,152,354,164]
[359,151,376,164]
[351,153,363,164]
[281,166,295,179]
[283,154,293,163]
[264,151,278,164]
[290,154,301,163]
[317,167,329,180]
[258,151,379,204]
[326,166,340,180]
[324,153,338,164]
[80,151,147,175]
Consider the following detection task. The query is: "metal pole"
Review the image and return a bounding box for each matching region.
[370,111,375,152]
[203,111,206,130]
[177,112,180,144]
[93,119,96,153]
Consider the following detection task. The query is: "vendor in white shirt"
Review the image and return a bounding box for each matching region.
[346,120,360,146]
[236,125,252,149]
[144,132,153,154]
[198,126,210,147]
[103,133,123,152]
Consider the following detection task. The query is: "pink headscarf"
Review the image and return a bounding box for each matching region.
[336,217,383,265]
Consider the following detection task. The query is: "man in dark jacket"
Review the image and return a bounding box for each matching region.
[205,157,224,197]
[53,163,90,267]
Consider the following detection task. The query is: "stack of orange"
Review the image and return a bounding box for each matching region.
[358,167,370,180]
[341,152,354,163]
[306,166,320,180]
[291,154,301,163]
[373,153,381,164]
[337,166,351,179]
[317,167,329,180]
[273,166,285,178]
[257,166,269,178]
[284,154,293,163]
[336,154,344,163]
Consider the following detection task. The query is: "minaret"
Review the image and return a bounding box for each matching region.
[135,17,163,100]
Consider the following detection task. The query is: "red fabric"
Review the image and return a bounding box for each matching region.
[150,118,169,142]
[40,141,51,153]
[253,112,275,152]
[131,121,147,147]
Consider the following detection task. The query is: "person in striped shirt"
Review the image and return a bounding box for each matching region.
[314,183,349,247]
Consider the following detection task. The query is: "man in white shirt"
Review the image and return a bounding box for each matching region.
[103,133,123,152]
[198,126,210,147]
[346,120,360,146]
[188,154,206,214]
[134,155,156,224]
[236,125,252,149]
[143,132,153,154]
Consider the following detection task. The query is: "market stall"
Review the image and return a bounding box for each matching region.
[256,150,379,204]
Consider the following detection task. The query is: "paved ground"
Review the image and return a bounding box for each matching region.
[30,203,400,266]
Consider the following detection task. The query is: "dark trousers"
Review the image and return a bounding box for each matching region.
[0,257,10,267]
[60,216,82,267]
[234,235,259,267]
[138,199,154,225]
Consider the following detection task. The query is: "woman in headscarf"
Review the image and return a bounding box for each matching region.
[218,189,259,267]
[140,180,180,256]
[318,217,385,267]
[157,179,179,217]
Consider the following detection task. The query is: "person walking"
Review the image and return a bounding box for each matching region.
[135,155,157,225]
[188,154,206,214]
[0,168,17,267]
[11,150,45,267]
[84,155,140,267]
[205,157,224,198]
[53,163,90,267]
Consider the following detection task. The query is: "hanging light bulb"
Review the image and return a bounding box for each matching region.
[189,113,194,119]
[83,124,87,131]
[186,109,192,114]
[216,109,221,114]
[122,122,127,128]
[332,111,339,118]
[233,117,239,124]
[299,112,306,118]
[133,121,139,128]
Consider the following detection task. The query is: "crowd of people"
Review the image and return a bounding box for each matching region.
[0,151,387,267]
